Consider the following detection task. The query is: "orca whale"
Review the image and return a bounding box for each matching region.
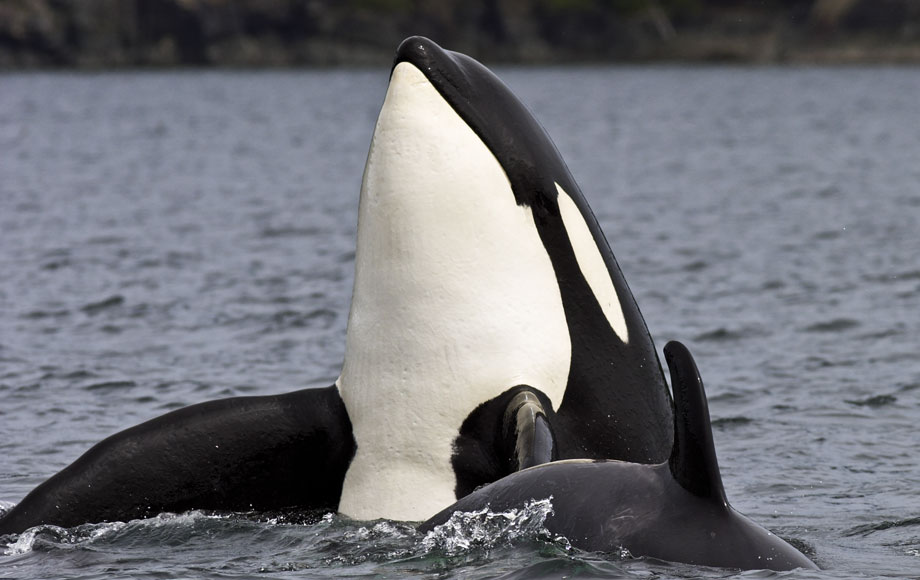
[0,36,672,533]
[421,342,819,571]
[336,35,673,520]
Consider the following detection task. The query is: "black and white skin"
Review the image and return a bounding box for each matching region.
[2,40,814,575]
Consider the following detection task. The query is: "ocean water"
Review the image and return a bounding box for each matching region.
[1,65,919,579]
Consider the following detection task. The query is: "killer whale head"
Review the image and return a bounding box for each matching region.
[336,37,673,521]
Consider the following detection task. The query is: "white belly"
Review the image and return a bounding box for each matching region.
[335,62,572,521]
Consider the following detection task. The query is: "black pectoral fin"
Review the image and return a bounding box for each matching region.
[664,341,728,506]
[0,385,355,535]
[503,389,557,471]
[453,385,557,498]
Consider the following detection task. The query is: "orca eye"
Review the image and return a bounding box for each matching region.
[555,183,629,343]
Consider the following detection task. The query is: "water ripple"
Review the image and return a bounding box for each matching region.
[843,517,920,537]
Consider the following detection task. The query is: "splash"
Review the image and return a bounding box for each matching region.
[317,518,420,566]
[0,510,229,556]
[420,497,567,555]
[4,527,39,556]
[2,520,127,556]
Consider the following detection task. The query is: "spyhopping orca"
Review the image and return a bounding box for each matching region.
[336,36,673,520]
[0,36,672,534]
[421,342,819,571]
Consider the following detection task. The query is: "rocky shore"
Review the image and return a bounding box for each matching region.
[2,0,920,68]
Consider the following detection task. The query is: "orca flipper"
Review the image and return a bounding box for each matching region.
[452,386,557,498]
[0,386,355,535]
[663,341,728,505]
[503,390,556,471]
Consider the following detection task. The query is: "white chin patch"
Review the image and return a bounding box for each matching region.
[555,183,629,343]
[336,62,572,522]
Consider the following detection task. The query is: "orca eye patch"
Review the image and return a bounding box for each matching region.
[555,183,629,344]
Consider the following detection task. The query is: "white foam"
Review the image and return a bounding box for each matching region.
[420,497,563,554]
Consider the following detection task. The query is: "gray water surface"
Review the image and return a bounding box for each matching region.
[1,67,919,579]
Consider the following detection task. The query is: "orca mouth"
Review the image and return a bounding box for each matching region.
[390,36,571,212]
[393,36,474,101]
[394,36,441,73]
[391,36,494,139]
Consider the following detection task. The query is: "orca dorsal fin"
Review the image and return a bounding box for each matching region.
[664,341,729,506]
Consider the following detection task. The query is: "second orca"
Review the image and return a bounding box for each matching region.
[421,342,818,571]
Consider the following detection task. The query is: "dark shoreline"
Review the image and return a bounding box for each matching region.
[3,0,920,69]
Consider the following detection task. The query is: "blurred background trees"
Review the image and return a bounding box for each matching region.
[1,0,918,67]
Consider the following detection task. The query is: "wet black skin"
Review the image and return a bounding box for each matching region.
[423,342,819,572]
[0,387,354,535]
